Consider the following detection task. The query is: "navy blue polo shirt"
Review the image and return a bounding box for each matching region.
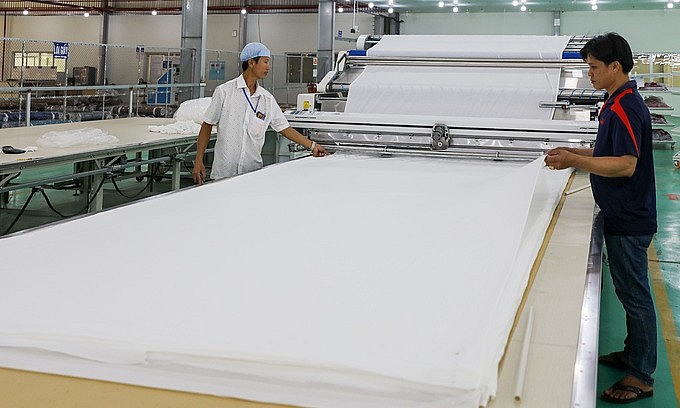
[591,80,657,235]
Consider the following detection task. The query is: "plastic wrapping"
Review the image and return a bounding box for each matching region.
[36,127,119,148]
[173,97,212,124]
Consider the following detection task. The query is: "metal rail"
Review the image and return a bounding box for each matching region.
[345,56,587,68]
[571,208,603,408]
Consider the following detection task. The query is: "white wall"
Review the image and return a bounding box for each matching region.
[402,12,553,35]
[561,10,680,53]
[7,15,102,43]
[245,13,374,54]
[402,9,680,52]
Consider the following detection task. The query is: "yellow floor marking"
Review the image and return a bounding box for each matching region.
[649,242,680,399]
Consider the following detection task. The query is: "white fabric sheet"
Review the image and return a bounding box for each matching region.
[0,154,570,407]
[366,35,571,60]
[344,65,561,119]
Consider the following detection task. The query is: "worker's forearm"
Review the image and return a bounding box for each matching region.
[565,147,594,156]
[195,123,213,162]
[572,154,637,178]
[280,127,313,149]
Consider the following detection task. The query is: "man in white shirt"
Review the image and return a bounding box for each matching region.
[192,42,327,183]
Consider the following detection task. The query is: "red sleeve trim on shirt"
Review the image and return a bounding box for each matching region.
[609,88,639,156]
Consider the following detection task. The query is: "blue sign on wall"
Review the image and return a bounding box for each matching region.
[53,42,69,59]
[209,61,226,81]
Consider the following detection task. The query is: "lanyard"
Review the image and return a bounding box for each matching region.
[242,88,260,114]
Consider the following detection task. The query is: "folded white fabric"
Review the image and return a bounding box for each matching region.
[0,154,570,407]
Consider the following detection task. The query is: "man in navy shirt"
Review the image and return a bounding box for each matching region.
[545,33,657,404]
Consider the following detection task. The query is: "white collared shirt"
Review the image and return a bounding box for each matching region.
[203,74,290,179]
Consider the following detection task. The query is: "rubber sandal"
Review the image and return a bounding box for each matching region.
[598,351,629,370]
[2,146,26,154]
[601,381,653,404]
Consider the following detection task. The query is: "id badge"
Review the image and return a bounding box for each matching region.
[256,111,266,120]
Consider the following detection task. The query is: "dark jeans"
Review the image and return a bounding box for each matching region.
[605,233,656,385]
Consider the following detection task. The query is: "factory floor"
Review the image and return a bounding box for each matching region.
[596,143,680,406]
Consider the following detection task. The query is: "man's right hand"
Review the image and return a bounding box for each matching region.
[192,161,206,184]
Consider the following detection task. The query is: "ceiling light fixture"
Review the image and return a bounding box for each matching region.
[512,0,519,6]
[452,6,458,12]
[368,2,374,8]
[520,5,526,11]
[591,4,597,10]
[438,1,444,7]
[338,6,344,12]
[84,11,90,17]
[388,7,394,13]
[453,0,458,4]
[388,0,394,5]
[590,0,597,5]
[22,9,28,15]
[668,2,674,8]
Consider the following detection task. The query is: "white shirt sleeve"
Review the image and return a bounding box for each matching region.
[203,86,227,125]
[268,100,290,132]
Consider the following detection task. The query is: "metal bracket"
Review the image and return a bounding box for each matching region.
[540,100,571,109]
[431,123,450,150]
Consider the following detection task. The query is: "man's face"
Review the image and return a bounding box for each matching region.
[586,54,617,91]
[249,57,270,80]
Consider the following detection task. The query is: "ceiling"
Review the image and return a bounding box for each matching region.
[1,0,678,15]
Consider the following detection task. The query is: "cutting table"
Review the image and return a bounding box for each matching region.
[0,117,207,213]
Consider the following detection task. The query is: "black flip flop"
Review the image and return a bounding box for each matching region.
[601,381,653,404]
[598,351,629,370]
[2,146,26,154]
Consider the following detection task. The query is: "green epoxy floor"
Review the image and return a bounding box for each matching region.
[596,138,680,406]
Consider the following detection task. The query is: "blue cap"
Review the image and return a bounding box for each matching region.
[239,42,271,62]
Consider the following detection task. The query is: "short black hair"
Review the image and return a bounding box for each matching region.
[580,32,634,74]
[241,56,261,71]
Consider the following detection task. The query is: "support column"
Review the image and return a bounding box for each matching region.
[317,0,335,82]
[553,11,561,36]
[99,1,109,84]
[180,0,207,101]
[240,10,248,52]
[388,13,400,34]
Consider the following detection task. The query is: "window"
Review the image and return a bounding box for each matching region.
[13,51,55,68]
[286,53,316,84]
